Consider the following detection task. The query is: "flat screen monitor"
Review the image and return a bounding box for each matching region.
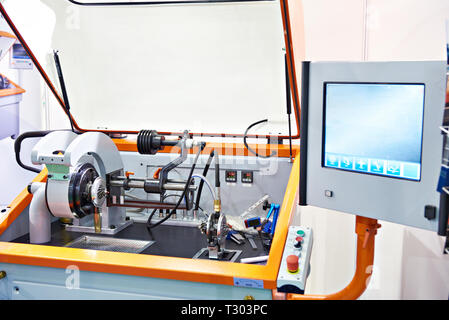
[299,61,446,231]
[10,43,32,69]
[323,82,425,182]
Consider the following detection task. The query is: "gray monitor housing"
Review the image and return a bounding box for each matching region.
[299,61,447,231]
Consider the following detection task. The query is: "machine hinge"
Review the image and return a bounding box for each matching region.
[268,137,283,145]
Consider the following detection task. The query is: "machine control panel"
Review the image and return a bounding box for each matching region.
[225,170,238,183]
[241,171,254,184]
[277,226,313,294]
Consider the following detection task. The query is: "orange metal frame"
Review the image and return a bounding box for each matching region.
[0,143,300,290]
[0,30,15,39]
[0,0,379,299]
[0,73,26,98]
[0,141,379,300]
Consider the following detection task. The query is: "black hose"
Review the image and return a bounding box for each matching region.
[215,152,220,188]
[243,119,276,158]
[147,146,203,229]
[194,150,215,211]
[14,130,52,173]
[149,194,204,219]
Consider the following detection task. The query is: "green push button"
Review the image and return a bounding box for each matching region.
[296,230,305,237]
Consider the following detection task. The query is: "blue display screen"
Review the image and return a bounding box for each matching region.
[323,82,425,181]
[12,44,31,60]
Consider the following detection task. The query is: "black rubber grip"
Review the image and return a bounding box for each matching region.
[14,130,52,173]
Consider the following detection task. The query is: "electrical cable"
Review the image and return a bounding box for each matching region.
[243,119,276,158]
[147,194,182,220]
[147,145,203,229]
[194,150,214,212]
[213,152,221,219]
[191,174,216,201]
[215,152,220,189]
[148,193,205,216]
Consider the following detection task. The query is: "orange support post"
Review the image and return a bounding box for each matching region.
[273,216,381,300]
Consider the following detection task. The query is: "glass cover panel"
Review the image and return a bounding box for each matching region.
[3,0,295,137]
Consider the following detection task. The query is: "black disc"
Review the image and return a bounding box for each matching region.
[68,163,99,218]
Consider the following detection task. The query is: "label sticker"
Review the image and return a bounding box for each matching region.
[233,278,264,289]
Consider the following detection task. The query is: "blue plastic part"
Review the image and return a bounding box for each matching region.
[261,204,280,236]
[226,230,237,239]
[266,204,275,220]
[262,221,272,234]
[270,204,280,236]
[244,216,261,228]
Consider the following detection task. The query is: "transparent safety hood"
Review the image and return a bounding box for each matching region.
[2,0,300,138]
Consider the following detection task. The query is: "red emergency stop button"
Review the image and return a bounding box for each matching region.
[286,255,299,273]
[296,236,303,243]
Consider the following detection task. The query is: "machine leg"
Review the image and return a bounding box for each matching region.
[29,182,51,244]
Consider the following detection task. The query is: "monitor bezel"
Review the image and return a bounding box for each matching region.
[299,60,447,232]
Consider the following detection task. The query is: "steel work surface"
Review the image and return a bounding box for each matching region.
[12,221,269,263]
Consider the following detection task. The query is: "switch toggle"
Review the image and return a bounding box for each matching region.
[293,237,303,249]
[294,236,303,249]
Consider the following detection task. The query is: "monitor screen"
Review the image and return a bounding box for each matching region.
[322,82,425,181]
[12,44,30,60]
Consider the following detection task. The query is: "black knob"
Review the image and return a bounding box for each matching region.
[262,200,271,211]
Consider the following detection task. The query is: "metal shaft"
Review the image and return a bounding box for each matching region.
[109,179,197,192]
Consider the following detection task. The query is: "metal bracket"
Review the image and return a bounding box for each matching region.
[65,219,133,235]
[192,248,242,262]
[158,131,188,198]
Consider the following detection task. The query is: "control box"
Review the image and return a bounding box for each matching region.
[277,226,313,294]
[241,170,254,184]
[225,170,237,183]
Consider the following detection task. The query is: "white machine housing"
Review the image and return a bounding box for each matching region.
[28,131,130,243]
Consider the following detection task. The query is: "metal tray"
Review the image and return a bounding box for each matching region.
[65,235,154,254]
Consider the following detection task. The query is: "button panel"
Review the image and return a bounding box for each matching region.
[277,226,313,293]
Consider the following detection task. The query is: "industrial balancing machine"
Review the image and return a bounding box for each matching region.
[0,0,445,300]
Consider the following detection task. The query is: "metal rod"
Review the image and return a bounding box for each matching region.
[53,50,75,133]
[115,176,188,184]
[111,199,187,210]
[109,179,197,192]
[285,54,293,163]
[93,207,101,233]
